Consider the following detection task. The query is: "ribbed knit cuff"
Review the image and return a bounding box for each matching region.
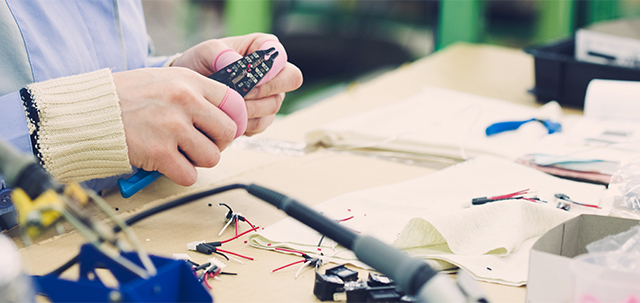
[22,68,132,183]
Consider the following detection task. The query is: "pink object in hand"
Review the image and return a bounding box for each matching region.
[211,40,287,138]
[218,87,247,138]
[213,49,243,72]
[256,39,287,86]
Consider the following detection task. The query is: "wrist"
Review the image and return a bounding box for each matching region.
[23,69,132,183]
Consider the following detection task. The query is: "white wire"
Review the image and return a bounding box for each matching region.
[294,260,309,279]
[227,255,245,264]
[218,217,234,236]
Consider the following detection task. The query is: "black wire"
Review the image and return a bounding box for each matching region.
[212,249,230,261]
[46,183,248,276]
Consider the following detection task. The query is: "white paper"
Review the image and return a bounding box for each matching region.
[306,86,639,176]
[248,156,607,285]
[584,79,640,121]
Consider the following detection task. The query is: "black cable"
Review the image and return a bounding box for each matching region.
[245,184,358,249]
[46,183,248,276]
[122,184,247,230]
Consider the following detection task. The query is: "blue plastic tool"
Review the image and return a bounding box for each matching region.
[485,118,561,136]
[35,244,211,302]
[118,170,162,199]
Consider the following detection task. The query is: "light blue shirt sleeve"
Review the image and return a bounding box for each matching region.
[0,0,153,194]
[0,91,32,155]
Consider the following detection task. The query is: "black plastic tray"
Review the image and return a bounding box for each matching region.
[524,37,640,109]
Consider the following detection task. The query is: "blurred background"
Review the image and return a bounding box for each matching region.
[141,0,640,115]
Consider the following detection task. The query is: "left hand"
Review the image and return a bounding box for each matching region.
[172,33,303,136]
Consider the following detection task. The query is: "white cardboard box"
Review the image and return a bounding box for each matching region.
[526,214,639,303]
[575,18,640,68]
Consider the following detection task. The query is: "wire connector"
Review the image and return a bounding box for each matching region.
[187,240,205,251]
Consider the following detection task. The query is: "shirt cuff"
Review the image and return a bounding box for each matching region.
[23,68,132,183]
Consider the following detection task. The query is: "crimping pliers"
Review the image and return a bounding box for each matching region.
[117,48,279,198]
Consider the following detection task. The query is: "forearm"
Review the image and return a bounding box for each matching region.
[17,69,132,187]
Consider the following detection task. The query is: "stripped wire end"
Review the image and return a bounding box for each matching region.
[271,247,323,277]
[217,203,259,236]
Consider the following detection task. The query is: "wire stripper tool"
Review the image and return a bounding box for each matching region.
[118,47,280,198]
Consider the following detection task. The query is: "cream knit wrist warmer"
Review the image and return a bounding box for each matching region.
[22,68,132,183]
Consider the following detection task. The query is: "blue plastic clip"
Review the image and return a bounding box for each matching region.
[118,170,162,198]
[35,244,212,302]
[485,118,561,136]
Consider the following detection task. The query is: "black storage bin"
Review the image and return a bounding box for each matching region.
[525,37,640,109]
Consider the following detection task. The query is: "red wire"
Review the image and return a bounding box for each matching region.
[337,215,354,222]
[274,247,306,256]
[244,218,256,230]
[572,202,602,209]
[212,268,222,278]
[220,226,259,244]
[271,259,305,273]
[203,268,223,289]
[203,273,213,289]
[217,248,254,260]
[491,189,529,200]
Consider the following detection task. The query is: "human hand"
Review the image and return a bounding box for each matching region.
[172,33,303,136]
[112,67,239,186]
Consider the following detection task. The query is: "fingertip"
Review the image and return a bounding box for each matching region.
[213,49,243,72]
[176,167,199,187]
[257,40,287,86]
[219,87,247,138]
[161,157,198,187]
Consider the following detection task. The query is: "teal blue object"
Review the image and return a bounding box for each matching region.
[35,244,211,302]
[118,170,162,198]
[486,119,561,136]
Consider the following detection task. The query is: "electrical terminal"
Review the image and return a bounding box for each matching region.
[217,203,256,237]
[186,226,257,262]
[207,256,227,272]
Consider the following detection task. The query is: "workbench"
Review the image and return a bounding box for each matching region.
[13,43,571,302]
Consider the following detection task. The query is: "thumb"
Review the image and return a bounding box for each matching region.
[212,49,243,72]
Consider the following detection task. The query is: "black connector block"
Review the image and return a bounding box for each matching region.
[367,272,394,287]
[326,264,359,282]
[313,272,344,301]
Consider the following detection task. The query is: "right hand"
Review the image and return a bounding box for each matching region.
[112,67,238,186]
[172,33,303,136]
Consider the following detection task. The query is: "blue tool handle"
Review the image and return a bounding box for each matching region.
[117,170,162,198]
[540,119,562,134]
[485,118,535,136]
